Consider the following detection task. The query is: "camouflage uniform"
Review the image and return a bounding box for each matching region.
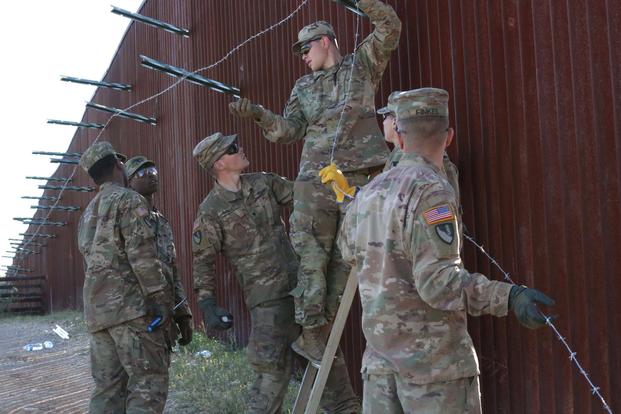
[338,90,513,413]
[382,147,403,172]
[150,206,192,343]
[253,0,402,328]
[192,134,360,413]
[386,149,461,209]
[77,142,172,414]
[379,91,459,205]
[124,155,193,349]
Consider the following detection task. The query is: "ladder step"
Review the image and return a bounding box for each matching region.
[292,270,358,414]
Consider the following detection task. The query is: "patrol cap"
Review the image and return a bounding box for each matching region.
[393,88,449,120]
[192,132,238,170]
[79,141,117,172]
[377,90,403,116]
[124,155,155,179]
[292,21,336,55]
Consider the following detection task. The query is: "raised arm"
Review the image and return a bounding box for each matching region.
[229,92,308,144]
[355,0,402,84]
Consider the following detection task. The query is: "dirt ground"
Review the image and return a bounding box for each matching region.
[0,314,183,414]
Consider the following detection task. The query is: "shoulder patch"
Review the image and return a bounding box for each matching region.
[134,206,149,218]
[435,222,455,244]
[423,204,454,225]
[192,230,202,245]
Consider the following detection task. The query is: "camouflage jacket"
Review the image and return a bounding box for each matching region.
[256,0,402,179]
[77,182,169,333]
[149,208,191,318]
[338,153,512,384]
[192,173,298,309]
[382,146,403,172]
[387,149,462,214]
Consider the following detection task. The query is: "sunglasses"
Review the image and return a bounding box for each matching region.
[300,36,323,56]
[382,113,395,120]
[135,166,158,178]
[224,142,240,155]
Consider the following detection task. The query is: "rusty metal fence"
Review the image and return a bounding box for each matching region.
[10,0,621,412]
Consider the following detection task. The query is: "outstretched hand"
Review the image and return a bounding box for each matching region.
[229,98,264,120]
[509,285,556,329]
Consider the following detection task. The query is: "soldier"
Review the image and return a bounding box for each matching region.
[229,0,402,364]
[378,91,460,207]
[77,141,173,413]
[337,89,555,413]
[191,133,360,413]
[125,156,193,348]
[377,91,403,172]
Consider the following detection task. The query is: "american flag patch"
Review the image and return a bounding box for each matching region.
[423,204,454,225]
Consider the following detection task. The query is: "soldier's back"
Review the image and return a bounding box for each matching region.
[78,182,153,333]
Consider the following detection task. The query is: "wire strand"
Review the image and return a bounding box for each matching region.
[330,6,362,163]
[463,233,613,414]
[14,0,310,262]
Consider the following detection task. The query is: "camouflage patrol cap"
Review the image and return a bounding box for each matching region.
[115,152,128,163]
[124,155,155,179]
[377,90,403,116]
[393,88,449,120]
[192,132,238,170]
[292,21,336,55]
[79,141,117,172]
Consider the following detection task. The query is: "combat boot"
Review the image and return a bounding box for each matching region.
[292,326,326,366]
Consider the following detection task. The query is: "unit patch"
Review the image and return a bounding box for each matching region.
[193,230,202,245]
[435,222,455,244]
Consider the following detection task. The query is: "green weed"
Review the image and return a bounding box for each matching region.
[168,332,301,413]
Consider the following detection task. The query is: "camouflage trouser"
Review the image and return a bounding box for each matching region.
[362,373,481,414]
[246,297,360,413]
[290,171,371,327]
[89,316,170,414]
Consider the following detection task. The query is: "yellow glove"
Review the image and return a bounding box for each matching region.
[319,163,357,203]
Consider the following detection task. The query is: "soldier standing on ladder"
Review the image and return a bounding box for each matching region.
[229,0,402,367]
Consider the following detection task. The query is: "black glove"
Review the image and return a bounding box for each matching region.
[175,316,193,346]
[198,297,233,331]
[509,285,555,329]
[146,290,172,330]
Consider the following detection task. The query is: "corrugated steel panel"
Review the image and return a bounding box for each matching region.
[12,0,620,411]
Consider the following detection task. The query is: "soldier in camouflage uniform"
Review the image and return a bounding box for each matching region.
[191,133,360,413]
[337,89,555,413]
[377,90,403,172]
[125,156,193,348]
[229,0,402,364]
[378,91,460,208]
[77,141,174,414]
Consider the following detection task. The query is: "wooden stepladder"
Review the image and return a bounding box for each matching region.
[292,270,358,414]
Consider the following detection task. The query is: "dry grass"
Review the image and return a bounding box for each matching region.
[167,332,301,413]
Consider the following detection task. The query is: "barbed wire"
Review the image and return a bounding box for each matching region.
[9,3,615,412]
[330,4,362,164]
[13,0,310,261]
[463,233,613,414]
